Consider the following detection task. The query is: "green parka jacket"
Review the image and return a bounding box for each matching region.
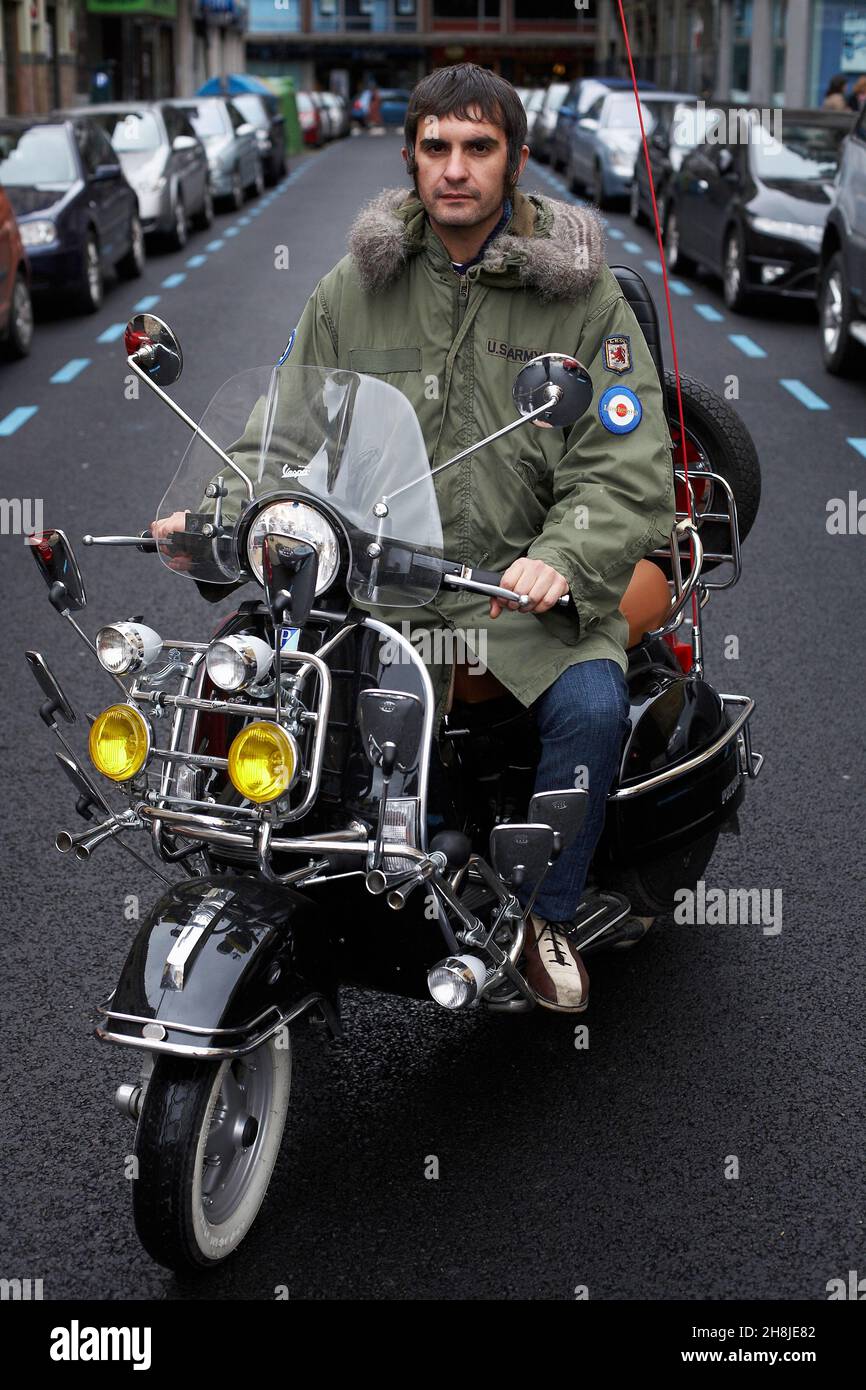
[270,185,675,728]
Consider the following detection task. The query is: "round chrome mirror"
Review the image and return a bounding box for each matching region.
[512,351,593,429]
[123,313,183,386]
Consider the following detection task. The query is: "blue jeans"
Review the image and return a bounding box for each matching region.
[516,658,630,922]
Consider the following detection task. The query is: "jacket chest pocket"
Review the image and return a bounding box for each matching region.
[348,346,422,374]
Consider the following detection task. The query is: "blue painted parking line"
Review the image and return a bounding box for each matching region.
[847,438,866,459]
[0,405,38,436]
[623,240,641,253]
[643,258,663,274]
[606,226,624,239]
[97,323,127,343]
[161,272,186,289]
[224,226,240,238]
[668,280,692,296]
[206,239,224,251]
[728,334,767,358]
[780,379,830,410]
[238,216,251,225]
[695,303,724,322]
[50,358,91,384]
[186,254,207,268]
[133,295,160,312]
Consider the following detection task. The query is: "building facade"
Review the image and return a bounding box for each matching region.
[244,1,598,95]
[0,0,248,113]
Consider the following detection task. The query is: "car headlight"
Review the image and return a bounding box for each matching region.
[228,721,298,803]
[96,622,163,675]
[751,216,823,246]
[206,633,274,692]
[89,704,152,782]
[20,219,57,247]
[246,501,340,594]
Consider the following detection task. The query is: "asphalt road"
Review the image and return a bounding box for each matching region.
[1,129,863,1302]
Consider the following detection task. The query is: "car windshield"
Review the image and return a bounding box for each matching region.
[749,119,845,180]
[0,125,76,186]
[545,84,569,109]
[232,95,267,127]
[669,103,710,147]
[156,362,444,606]
[185,102,226,139]
[92,110,163,152]
[601,95,659,133]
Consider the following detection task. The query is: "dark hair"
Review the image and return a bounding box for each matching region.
[827,73,848,95]
[404,64,527,191]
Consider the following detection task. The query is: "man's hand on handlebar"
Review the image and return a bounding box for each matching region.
[149,510,192,572]
[489,557,569,619]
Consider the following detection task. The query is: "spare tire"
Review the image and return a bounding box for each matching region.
[658,371,761,576]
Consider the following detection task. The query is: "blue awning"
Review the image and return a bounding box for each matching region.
[197,72,272,97]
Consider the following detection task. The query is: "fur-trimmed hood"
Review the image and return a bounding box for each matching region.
[347,185,605,303]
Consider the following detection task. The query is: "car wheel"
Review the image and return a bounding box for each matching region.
[722,225,751,311]
[663,205,696,276]
[194,180,214,230]
[117,213,145,279]
[75,233,103,314]
[168,195,188,251]
[591,164,609,211]
[249,159,265,199]
[819,250,865,377]
[228,169,243,211]
[1,270,34,358]
[629,179,644,226]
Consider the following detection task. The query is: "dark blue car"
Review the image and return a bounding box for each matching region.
[0,115,144,314]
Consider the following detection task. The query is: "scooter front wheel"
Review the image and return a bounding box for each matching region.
[132,1033,291,1273]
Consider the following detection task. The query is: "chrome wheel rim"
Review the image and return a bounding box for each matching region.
[12,277,33,346]
[724,233,741,300]
[666,213,678,268]
[821,272,843,355]
[130,217,144,270]
[174,199,186,245]
[201,1046,275,1226]
[86,239,101,302]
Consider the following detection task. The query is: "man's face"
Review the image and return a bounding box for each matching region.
[402,107,528,227]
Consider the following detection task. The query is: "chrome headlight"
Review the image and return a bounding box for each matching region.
[246,501,340,594]
[206,633,274,692]
[96,622,163,675]
[20,219,57,247]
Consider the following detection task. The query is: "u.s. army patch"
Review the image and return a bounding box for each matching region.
[602,335,632,374]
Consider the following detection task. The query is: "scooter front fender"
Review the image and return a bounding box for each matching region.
[95,874,340,1058]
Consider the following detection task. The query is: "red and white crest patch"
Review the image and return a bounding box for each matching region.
[602,335,633,374]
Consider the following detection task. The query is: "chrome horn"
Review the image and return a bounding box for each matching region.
[55,814,133,861]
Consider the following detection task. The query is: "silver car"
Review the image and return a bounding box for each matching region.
[167,97,263,211]
[60,101,213,249]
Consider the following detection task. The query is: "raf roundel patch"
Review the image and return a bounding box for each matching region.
[599,385,642,434]
[602,334,632,374]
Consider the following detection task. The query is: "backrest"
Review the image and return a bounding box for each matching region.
[609,264,665,395]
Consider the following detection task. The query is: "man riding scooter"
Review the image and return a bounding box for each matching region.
[154,64,676,1014]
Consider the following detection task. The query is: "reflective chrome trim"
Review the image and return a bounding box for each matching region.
[96,992,337,1058]
[161,887,235,991]
[610,693,756,800]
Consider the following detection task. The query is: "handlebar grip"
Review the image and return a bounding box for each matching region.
[472,568,572,610]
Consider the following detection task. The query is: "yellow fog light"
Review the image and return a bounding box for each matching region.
[89,704,151,782]
[227,721,298,804]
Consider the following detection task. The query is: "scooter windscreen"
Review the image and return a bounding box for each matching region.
[154,364,445,607]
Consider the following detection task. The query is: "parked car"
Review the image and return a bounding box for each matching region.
[818,103,866,374]
[550,76,656,173]
[320,92,350,139]
[529,82,570,162]
[665,107,853,311]
[230,91,287,184]
[165,97,263,210]
[297,92,324,147]
[567,89,695,208]
[59,101,212,249]
[522,88,547,144]
[311,91,336,141]
[630,99,710,229]
[351,89,371,128]
[0,115,143,313]
[0,185,33,357]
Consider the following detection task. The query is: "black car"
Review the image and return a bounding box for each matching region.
[0,115,144,313]
[630,99,709,231]
[230,91,287,185]
[664,107,853,311]
[818,103,866,375]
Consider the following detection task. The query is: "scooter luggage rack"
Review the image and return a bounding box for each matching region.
[650,468,743,590]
